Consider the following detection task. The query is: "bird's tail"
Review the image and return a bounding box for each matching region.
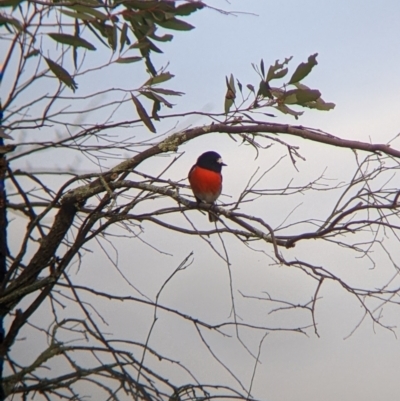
[208,210,218,222]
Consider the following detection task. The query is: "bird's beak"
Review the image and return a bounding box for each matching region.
[218,158,227,166]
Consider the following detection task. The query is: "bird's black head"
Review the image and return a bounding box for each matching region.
[196,151,227,173]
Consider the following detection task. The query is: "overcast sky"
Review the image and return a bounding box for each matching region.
[134,2,400,400]
[4,1,400,400]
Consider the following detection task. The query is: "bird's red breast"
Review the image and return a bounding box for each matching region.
[188,165,222,204]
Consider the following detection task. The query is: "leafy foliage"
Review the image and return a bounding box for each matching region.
[44,57,78,92]
[48,33,97,50]
[131,93,156,133]
[223,54,336,119]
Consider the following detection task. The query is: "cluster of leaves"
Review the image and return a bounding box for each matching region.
[225,54,335,118]
[0,0,204,92]
[0,0,205,137]
[131,71,184,133]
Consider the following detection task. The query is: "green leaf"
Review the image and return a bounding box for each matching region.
[150,87,184,96]
[150,33,173,42]
[157,17,194,31]
[224,97,234,114]
[288,53,318,85]
[237,79,243,94]
[273,68,288,80]
[266,65,288,82]
[131,94,156,133]
[145,72,174,86]
[146,38,163,53]
[84,20,109,48]
[260,59,265,78]
[145,56,156,76]
[296,89,321,104]
[292,82,310,90]
[305,98,336,111]
[120,22,128,52]
[283,92,297,105]
[104,24,118,51]
[293,82,334,109]
[129,41,150,50]
[145,91,173,108]
[257,80,272,98]
[175,3,204,16]
[129,37,162,56]
[149,10,166,22]
[60,9,96,21]
[266,57,292,82]
[270,88,284,99]
[275,104,303,119]
[45,57,78,92]
[115,56,142,63]
[0,14,23,31]
[67,4,108,20]
[152,99,161,120]
[247,84,255,93]
[48,33,96,50]
[73,19,79,69]
[121,0,162,11]
[73,45,78,69]
[0,0,25,8]
[140,91,157,101]
[283,89,321,105]
[140,92,163,119]
[224,75,236,114]
[227,74,236,95]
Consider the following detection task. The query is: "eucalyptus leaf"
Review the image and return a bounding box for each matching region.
[175,3,204,16]
[60,10,96,21]
[228,74,236,95]
[0,0,25,8]
[260,59,265,78]
[45,57,78,92]
[257,80,272,98]
[266,57,292,82]
[275,104,303,119]
[151,87,184,96]
[305,98,336,111]
[49,33,96,50]
[237,79,243,94]
[283,88,321,105]
[120,23,128,52]
[224,97,234,114]
[131,94,156,133]
[0,14,23,31]
[150,33,173,42]
[157,17,194,31]
[145,72,174,86]
[115,56,142,63]
[288,53,318,85]
[148,91,173,108]
[67,4,108,20]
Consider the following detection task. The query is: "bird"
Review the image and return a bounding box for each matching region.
[188,151,227,222]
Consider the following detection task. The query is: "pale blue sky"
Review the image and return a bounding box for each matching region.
[4,1,400,400]
[164,0,400,142]
[139,3,400,400]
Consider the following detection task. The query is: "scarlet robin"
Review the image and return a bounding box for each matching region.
[188,151,227,222]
